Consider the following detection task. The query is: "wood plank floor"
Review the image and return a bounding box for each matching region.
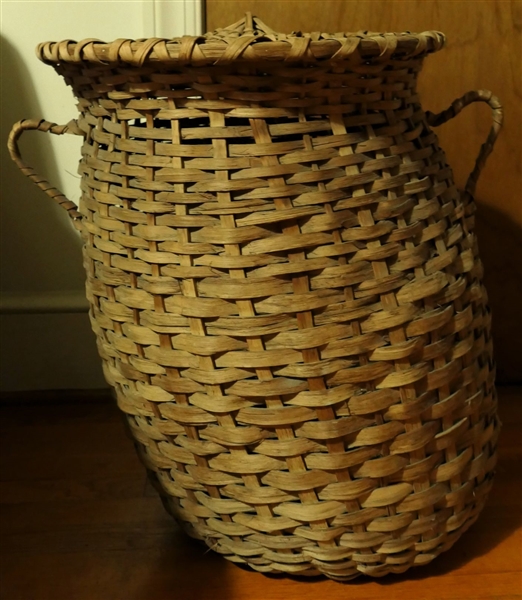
[1,388,520,600]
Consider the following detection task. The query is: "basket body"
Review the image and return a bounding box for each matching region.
[37,26,499,581]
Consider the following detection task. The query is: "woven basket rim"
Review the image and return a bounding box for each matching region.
[37,13,445,67]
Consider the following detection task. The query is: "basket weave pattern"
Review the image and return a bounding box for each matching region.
[9,17,500,580]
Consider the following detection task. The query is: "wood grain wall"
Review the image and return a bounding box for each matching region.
[207,0,522,382]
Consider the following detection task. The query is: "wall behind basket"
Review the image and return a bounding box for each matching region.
[0,0,202,393]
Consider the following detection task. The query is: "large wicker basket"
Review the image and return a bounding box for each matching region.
[8,14,502,581]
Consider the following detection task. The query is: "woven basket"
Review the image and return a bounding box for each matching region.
[8,14,502,581]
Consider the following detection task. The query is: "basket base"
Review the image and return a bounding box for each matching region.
[151,470,494,582]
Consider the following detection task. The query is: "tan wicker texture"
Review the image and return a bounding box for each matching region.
[8,14,501,581]
[36,13,445,66]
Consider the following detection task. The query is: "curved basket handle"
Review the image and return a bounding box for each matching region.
[7,119,84,227]
[426,90,503,197]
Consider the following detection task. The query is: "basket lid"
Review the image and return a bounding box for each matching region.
[37,12,445,67]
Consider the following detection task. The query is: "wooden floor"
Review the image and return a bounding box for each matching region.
[0,388,520,600]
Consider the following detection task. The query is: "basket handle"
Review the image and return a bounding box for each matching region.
[426,89,503,196]
[7,119,84,227]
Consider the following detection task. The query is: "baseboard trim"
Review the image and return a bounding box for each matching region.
[0,388,113,406]
[0,290,89,314]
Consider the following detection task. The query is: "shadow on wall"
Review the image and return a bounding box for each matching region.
[0,35,105,392]
[0,35,85,293]
[475,202,522,384]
